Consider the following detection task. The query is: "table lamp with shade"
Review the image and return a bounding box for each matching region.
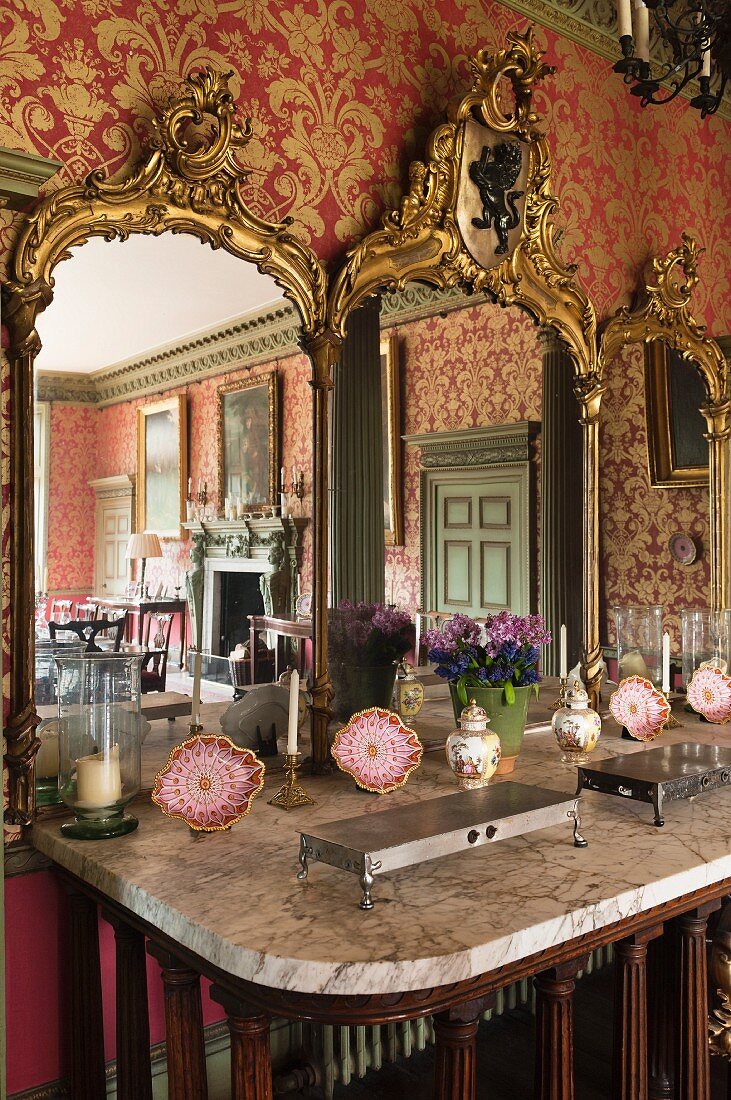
[125,533,163,598]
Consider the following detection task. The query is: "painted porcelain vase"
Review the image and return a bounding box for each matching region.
[393,661,425,718]
[446,699,502,790]
[449,683,531,773]
[552,680,602,765]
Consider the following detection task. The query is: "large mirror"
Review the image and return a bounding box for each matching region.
[3,69,328,824]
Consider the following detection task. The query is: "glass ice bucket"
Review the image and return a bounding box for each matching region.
[55,652,144,839]
[681,609,731,688]
[614,605,664,687]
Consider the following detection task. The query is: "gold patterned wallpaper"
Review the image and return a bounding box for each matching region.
[1,0,730,721]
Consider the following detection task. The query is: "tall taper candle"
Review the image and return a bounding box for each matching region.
[191,650,202,727]
[287,669,299,755]
[559,624,567,680]
[662,631,670,694]
[634,0,649,61]
[617,0,632,38]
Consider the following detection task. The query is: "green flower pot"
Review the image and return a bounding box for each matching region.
[331,663,399,723]
[449,683,532,773]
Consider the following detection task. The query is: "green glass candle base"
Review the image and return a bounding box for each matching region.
[61,812,139,840]
[36,779,62,807]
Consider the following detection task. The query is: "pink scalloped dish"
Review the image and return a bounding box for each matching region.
[152,734,265,831]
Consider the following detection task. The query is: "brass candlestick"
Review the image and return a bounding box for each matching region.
[663,692,682,728]
[551,676,568,710]
[268,752,316,811]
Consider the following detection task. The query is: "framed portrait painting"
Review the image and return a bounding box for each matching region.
[137,395,187,535]
[645,341,708,488]
[218,372,278,507]
[381,335,403,546]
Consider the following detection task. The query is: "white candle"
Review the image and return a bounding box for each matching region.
[191,650,202,726]
[280,466,286,491]
[559,624,567,679]
[617,0,632,38]
[188,477,192,497]
[287,669,299,755]
[36,726,59,780]
[702,46,711,78]
[662,631,670,694]
[76,748,122,808]
[634,0,650,61]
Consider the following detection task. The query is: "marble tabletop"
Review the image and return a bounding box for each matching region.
[32,687,731,998]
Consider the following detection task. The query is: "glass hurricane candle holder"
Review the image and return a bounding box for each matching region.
[614,605,664,687]
[681,609,731,688]
[55,651,144,839]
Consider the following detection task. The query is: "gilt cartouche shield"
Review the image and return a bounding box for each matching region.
[457,122,528,269]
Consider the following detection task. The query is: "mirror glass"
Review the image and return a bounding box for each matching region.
[33,233,313,694]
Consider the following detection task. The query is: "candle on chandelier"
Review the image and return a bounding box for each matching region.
[617,0,632,39]
[634,0,650,61]
[280,466,286,491]
[559,624,567,680]
[287,669,300,755]
[662,631,670,694]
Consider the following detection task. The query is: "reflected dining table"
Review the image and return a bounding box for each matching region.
[94,595,188,669]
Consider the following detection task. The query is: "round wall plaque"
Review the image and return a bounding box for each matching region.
[669,532,697,565]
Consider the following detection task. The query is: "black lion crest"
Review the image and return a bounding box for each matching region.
[468,142,524,256]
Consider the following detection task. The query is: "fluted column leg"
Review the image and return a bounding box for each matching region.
[67,889,106,1100]
[147,944,208,1100]
[103,911,153,1100]
[210,986,273,1100]
[434,997,491,1100]
[613,927,662,1100]
[534,958,586,1100]
[648,924,677,1100]
[675,903,720,1100]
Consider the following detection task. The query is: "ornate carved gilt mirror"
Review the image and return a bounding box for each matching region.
[599,234,730,628]
[3,69,329,826]
[307,26,603,764]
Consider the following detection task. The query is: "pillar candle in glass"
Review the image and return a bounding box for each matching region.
[55,651,144,839]
[614,605,664,686]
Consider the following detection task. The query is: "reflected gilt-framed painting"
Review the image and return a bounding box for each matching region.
[137,395,187,535]
[381,334,403,546]
[218,371,278,507]
[645,341,709,488]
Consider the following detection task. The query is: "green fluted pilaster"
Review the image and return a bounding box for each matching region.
[330,297,385,606]
[539,329,583,676]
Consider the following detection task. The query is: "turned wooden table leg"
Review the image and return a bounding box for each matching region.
[148,944,208,1100]
[433,996,492,1100]
[67,889,107,1100]
[534,957,587,1100]
[675,902,720,1100]
[612,926,662,1100]
[210,986,274,1100]
[648,924,677,1100]
[103,911,153,1100]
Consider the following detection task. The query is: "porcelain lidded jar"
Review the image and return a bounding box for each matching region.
[393,661,425,718]
[446,699,501,790]
[552,680,602,765]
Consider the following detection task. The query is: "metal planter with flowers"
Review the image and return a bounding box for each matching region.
[424,612,551,773]
[328,601,415,722]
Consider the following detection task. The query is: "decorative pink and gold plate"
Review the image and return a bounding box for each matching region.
[687,665,731,724]
[152,734,265,832]
[331,707,423,794]
[609,676,671,741]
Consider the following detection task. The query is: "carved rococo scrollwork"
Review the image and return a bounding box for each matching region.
[2,69,328,827]
[599,233,730,613]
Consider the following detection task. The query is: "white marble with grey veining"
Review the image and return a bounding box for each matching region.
[32,691,731,997]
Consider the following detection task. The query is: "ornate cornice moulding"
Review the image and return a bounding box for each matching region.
[35,284,481,407]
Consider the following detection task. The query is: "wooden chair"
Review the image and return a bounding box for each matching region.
[48,618,126,652]
[140,613,174,694]
[49,598,73,625]
[75,602,97,622]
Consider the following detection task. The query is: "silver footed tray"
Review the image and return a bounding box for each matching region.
[576,742,731,827]
[297,781,587,910]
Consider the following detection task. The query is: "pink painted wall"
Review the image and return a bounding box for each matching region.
[6,870,225,1094]
[46,404,98,593]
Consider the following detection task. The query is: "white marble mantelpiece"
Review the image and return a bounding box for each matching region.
[32,703,731,998]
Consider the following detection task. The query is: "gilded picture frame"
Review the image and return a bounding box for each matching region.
[136,395,187,535]
[645,341,709,487]
[381,334,403,546]
[217,371,278,508]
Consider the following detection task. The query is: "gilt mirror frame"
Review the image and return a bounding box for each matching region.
[319,25,604,743]
[2,69,328,827]
[599,233,730,616]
